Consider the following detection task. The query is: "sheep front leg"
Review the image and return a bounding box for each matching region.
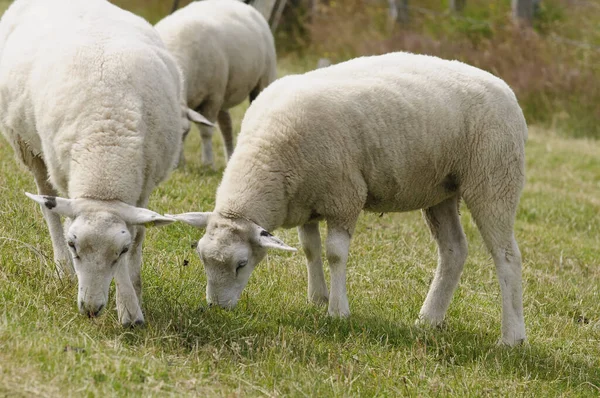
[199,124,214,167]
[128,226,145,301]
[30,154,75,279]
[326,223,352,317]
[298,223,328,305]
[115,259,144,327]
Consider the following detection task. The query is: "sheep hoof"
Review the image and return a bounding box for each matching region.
[414,315,445,329]
[497,336,527,347]
[327,304,350,318]
[309,294,329,306]
[122,318,145,328]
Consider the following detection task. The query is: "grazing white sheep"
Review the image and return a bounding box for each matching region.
[155,0,277,167]
[0,0,210,325]
[171,52,529,346]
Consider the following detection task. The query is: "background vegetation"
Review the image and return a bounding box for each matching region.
[114,0,600,138]
[286,0,600,138]
[1,0,600,396]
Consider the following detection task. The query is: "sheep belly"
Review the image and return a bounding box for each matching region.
[362,172,458,213]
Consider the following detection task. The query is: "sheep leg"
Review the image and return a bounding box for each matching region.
[217,110,234,162]
[325,223,352,317]
[176,128,190,168]
[249,85,261,104]
[464,192,526,346]
[199,124,214,167]
[29,154,75,279]
[298,223,328,305]
[124,226,144,300]
[115,257,144,327]
[489,235,525,346]
[417,195,468,327]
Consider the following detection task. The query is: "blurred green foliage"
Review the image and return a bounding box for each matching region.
[293,0,600,138]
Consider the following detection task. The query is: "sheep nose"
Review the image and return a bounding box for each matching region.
[80,302,104,318]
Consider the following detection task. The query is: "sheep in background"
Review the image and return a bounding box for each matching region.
[0,0,210,325]
[171,52,529,346]
[155,0,277,167]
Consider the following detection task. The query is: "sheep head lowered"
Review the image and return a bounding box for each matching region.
[26,193,174,321]
[168,212,295,308]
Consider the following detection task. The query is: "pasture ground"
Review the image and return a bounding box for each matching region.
[0,16,599,395]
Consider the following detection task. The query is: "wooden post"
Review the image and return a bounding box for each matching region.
[449,0,466,13]
[270,0,288,31]
[389,0,409,25]
[512,0,534,26]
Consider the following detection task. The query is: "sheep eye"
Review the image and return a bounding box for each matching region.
[236,260,248,272]
[67,241,80,260]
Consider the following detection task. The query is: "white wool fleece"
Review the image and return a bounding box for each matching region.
[0,0,186,326]
[0,0,183,202]
[155,0,277,166]
[180,52,529,346]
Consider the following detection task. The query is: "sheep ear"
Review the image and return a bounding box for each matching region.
[186,108,214,126]
[116,206,175,227]
[256,228,297,252]
[25,192,75,217]
[167,212,212,229]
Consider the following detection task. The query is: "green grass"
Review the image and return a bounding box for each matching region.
[1,53,600,395]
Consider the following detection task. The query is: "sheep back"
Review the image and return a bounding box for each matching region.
[215,52,528,231]
[0,0,183,204]
[155,0,277,111]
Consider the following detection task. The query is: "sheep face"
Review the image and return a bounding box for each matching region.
[168,213,296,308]
[66,212,132,317]
[25,193,175,319]
[197,219,268,308]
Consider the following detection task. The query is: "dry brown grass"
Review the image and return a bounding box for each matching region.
[302,0,600,138]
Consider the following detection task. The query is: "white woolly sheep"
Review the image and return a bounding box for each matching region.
[171,52,529,346]
[155,0,277,167]
[0,0,211,326]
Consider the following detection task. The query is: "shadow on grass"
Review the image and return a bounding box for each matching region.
[107,297,600,392]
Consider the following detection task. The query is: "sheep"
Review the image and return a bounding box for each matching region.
[170,52,529,346]
[155,0,277,168]
[0,0,211,326]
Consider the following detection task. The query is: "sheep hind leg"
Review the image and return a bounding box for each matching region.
[417,195,468,327]
[298,223,328,305]
[29,154,75,280]
[217,110,234,162]
[176,128,190,169]
[464,191,526,346]
[325,222,353,317]
[198,123,215,167]
[249,85,261,104]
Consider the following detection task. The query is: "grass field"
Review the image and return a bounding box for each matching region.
[1,1,600,395]
[1,57,600,395]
